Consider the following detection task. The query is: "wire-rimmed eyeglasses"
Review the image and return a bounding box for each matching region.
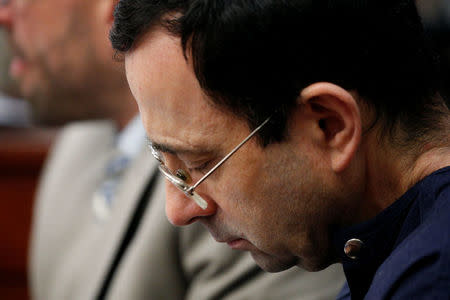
[150,116,271,209]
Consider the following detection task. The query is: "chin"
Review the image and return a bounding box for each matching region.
[295,251,337,272]
[250,250,298,273]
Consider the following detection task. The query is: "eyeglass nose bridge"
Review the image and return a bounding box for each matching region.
[158,163,208,209]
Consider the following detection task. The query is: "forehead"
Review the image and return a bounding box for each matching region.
[125,28,242,152]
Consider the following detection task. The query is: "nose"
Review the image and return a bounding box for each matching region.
[0,0,13,30]
[165,183,217,226]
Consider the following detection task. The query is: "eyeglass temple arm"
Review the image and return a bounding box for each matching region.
[188,116,271,193]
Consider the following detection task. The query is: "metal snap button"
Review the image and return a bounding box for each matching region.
[344,238,363,259]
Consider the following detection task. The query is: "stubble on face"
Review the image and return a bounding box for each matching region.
[216,134,347,271]
[190,135,329,272]
[11,0,124,125]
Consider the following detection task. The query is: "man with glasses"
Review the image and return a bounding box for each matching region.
[0,0,345,299]
[112,0,450,299]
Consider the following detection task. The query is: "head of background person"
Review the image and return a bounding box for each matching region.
[111,0,450,273]
[0,0,136,127]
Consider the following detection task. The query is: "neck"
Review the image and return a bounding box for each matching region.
[358,130,450,221]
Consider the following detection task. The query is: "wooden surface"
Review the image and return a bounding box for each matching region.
[0,127,57,300]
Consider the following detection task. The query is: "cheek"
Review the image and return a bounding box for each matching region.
[210,145,282,218]
[212,162,276,236]
[18,4,73,54]
[15,13,46,52]
[215,175,296,254]
[234,149,318,231]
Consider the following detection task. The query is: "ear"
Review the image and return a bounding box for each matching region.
[97,0,118,26]
[298,82,362,173]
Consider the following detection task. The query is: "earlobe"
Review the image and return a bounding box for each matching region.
[299,82,362,173]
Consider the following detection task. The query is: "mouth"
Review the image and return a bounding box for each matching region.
[7,40,29,80]
[226,238,248,249]
[199,221,254,251]
[9,55,28,79]
[219,237,256,251]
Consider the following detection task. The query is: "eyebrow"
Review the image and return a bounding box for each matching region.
[146,136,208,156]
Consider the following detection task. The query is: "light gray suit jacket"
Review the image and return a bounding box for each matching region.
[29,120,345,300]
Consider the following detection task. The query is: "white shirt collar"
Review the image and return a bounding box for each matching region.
[116,115,146,158]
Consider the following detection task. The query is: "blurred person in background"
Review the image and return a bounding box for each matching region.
[0,0,344,300]
[0,29,30,127]
[0,19,51,300]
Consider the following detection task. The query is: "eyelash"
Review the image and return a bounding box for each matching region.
[154,148,212,174]
[189,160,211,173]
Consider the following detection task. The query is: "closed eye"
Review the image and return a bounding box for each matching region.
[188,160,212,174]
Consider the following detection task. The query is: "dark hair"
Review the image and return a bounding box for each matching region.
[111,0,446,145]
